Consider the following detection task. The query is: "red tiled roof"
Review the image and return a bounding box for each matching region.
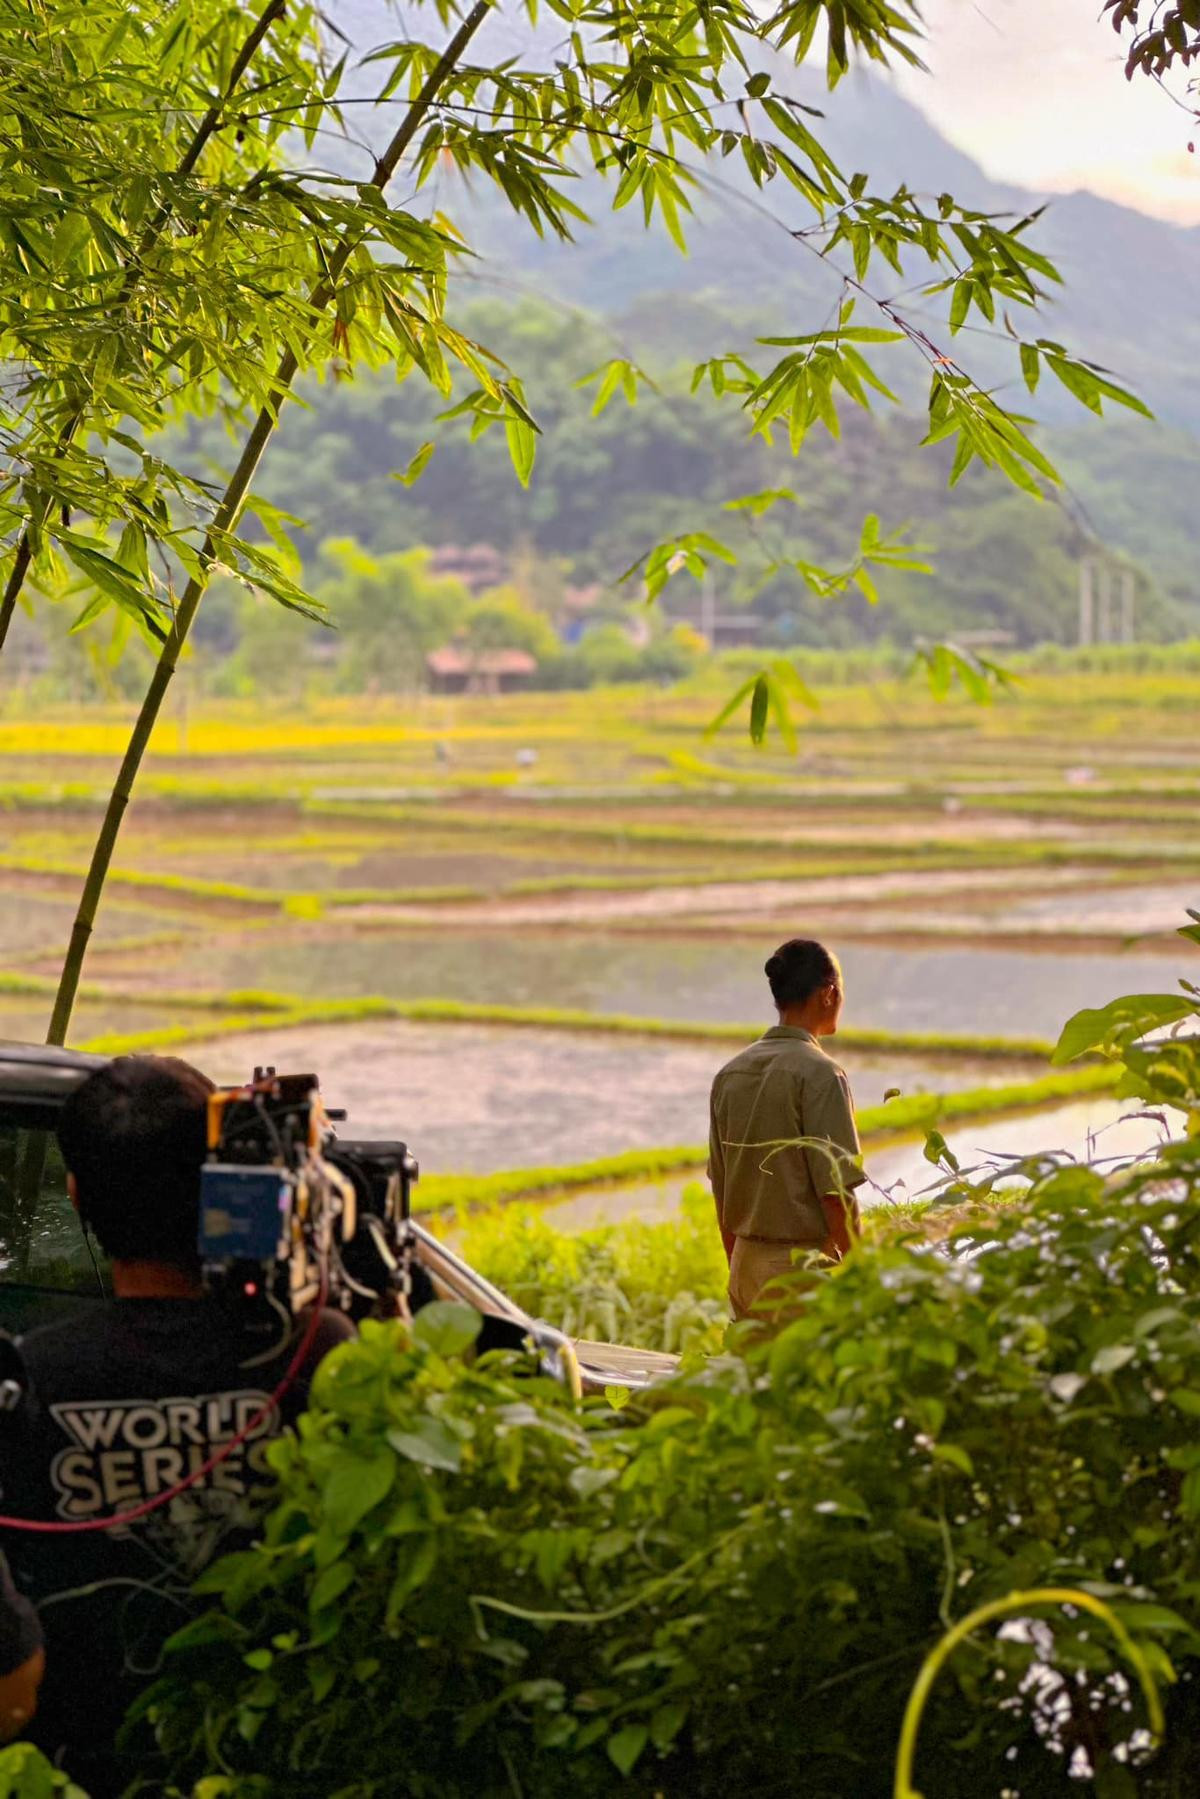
[426,646,538,676]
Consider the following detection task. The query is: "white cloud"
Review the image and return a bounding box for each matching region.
[893,0,1200,226]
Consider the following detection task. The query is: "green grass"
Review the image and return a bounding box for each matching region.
[419,1145,716,1213]
[78,1015,291,1056]
[38,980,1056,1060]
[445,1180,1025,1356]
[0,853,291,909]
[448,1183,730,1355]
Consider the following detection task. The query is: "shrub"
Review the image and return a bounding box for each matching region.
[0,1744,86,1795]
[143,1142,1200,1798]
[447,1184,1002,1357]
[450,1185,729,1355]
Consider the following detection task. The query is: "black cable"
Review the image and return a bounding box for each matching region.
[82,1226,105,1297]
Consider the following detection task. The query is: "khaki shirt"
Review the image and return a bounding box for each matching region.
[709,1026,865,1244]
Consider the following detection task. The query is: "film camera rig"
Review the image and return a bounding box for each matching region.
[198,1068,419,1324]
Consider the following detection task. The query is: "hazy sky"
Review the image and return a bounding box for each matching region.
[893,0,1200,226]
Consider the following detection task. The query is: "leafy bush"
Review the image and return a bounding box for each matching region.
[142,1144,1200,1798]
[450,1185,729,1355]
[447,1185,1003,1356]
[1053,907,1200,1125]
[0,1744,86,1796]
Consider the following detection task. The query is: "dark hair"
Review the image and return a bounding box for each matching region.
[764,939,840,1009]
[58,1056,214,1264]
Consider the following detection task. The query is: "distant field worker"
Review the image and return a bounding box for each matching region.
[709,939,866,1321]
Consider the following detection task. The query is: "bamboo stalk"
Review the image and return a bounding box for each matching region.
[0,0,287,654]
[44,1,491,1047]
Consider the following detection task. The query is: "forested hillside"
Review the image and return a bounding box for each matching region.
[176,297,1186,653]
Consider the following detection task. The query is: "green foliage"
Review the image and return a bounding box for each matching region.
[1055,909,1200,1123]
[0,1743,86,1797]
[704,657,816,749]
[453,1186,730,1356]
[306,541,471,697]
[444,1186,1020,1356]
[912,639,1013,704]
[87,301,1166,704]
[143,1147,1200,1797]
[0,0,483,643]
[0,0,1176,1083]
[462,591,560,663]
[12,291,1183,704]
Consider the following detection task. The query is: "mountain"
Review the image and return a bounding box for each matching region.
[335,4,1200,433]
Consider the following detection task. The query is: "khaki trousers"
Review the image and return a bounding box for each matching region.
[728,1236,824,1322]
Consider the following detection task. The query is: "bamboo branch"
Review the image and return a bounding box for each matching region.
[44,0,492,1048]
[0,0,286,654]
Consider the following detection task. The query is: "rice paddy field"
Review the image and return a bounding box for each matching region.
[1,663,1194,1224]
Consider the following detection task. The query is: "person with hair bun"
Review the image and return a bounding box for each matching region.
[708,939,866,1321]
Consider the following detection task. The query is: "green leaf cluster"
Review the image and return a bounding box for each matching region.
[143,1141,1200,1796]
[1054,910,1200,1123]
[453,1185,730,1357]
[0,1743,87,1798]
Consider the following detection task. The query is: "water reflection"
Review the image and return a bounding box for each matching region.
[187,930,1180,1042]
[186,1017,1026,1177]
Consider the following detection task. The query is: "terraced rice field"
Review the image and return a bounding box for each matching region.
[1,663,1194,1217]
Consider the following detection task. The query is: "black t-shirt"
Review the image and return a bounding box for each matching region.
[0,1296,353,1791]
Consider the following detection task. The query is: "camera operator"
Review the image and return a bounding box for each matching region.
[0,1055,354,1794]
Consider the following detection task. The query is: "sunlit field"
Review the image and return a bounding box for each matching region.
[3,661,1193,1221]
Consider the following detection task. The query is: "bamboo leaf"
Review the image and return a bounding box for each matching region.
[749,672,769,745]
[394,442,436,486]
[702,675,758,739]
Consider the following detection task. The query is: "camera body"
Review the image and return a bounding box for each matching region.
[198,1068,418,1322]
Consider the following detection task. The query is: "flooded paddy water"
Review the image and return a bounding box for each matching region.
[0,890,182,960]
[175,1015,1047,1176]
[101,925,1182,1044]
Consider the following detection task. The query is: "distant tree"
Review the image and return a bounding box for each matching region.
[179,300,1177,649]
[463,591,560,663]
[506,538,575,620]
[216,593,314,702]
[582,619,704,685]
[313,540,469,692]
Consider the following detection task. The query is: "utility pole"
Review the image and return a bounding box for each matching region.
[1098,562,1114,644]
[700,572,716,650]
[1079,556,1136,647]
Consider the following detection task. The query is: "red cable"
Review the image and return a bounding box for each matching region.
[0,1270,329,1535]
